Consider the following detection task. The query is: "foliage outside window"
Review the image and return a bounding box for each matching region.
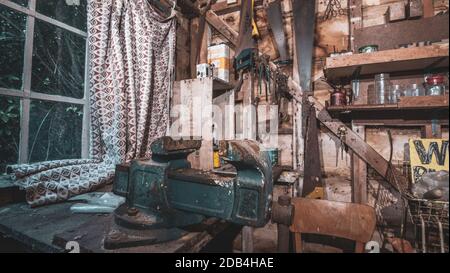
[0,0,88,173]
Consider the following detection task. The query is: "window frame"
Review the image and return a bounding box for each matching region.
[0,0,89,164]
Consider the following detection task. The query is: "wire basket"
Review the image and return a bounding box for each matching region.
[407,196,449,253]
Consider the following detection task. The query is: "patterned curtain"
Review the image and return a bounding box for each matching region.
[8,0,176,207]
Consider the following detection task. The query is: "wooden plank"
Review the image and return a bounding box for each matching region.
[351,123,367,204]
[241,226,254,253]
[212,90,235,140]
[267,62,410,192]
[190,17,201,78]
[0,176,25,207]
[398,95,449,109]
[352,118,449,126]
[349,0,363,51]
[422,0,434,17]
[205,10,239,47]
[421,123,443,138]
[192,78,214,170]
[212,0,264,15]
[325,43,449,81]
[176,16,191,81]
[354,14,449,51]
[0,202,97,252]
[53,214,230,253]
[327,95,450,112]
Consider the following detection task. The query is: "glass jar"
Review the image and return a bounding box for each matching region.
[425,75,446,96]
[389,84,403,103]
[374,73,390,104]
[405,83,424,97]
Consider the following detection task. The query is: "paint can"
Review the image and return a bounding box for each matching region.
[266,148,279,167]
[213,150,221,168]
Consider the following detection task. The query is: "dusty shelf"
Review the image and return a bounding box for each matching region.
[326,95,449,126]
[324,43,449,81]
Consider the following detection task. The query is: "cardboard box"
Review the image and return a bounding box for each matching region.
[208,44,230,82]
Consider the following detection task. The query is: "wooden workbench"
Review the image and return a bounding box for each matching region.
[0,185,233,253]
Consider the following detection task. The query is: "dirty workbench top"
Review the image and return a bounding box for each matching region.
[0,182,231,253]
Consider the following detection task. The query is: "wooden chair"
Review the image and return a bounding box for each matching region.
[290,198,376,253]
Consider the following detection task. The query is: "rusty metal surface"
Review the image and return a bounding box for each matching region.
[151,136,202,154]
[290,198,376,244]
[168,168,235,186]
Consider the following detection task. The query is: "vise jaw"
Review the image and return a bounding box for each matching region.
[111,137,273,234]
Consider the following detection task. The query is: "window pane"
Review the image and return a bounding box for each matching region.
[10,0,28,7]
[0,95,20,174]
[31,19,86,99]
[36,0,87,31]
[28,99,82,163]
[0,5,27,90]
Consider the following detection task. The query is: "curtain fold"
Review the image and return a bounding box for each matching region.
[8,0,176,207]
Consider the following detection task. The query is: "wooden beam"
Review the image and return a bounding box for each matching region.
[422,0,434,18]
[206,8,410,192]
[269,62,409,192]
[325,43,449,81]
[205,10,239,47]
[190,17,201,78]
[212,0,264,15]
[351,123,367,204]
[421,123,442,138]
[353,14,449,51]
[349,0,363,51]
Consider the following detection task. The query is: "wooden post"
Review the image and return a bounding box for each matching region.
[189,18,210,78]
[351,123,367,204]
[421,123,442,138]
[349,0,363,51]
[242,226,254,253]
[422,0,434,18]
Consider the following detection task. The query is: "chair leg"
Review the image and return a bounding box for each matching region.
[293,233,302,253]
[355,242,364,253]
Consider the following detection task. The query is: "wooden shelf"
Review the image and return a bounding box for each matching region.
[324,43,449,81]
[212,77,234,92]
[326,95,449,126]
[327,95,449,112]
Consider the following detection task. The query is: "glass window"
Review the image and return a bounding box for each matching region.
[36,0,87,31]
[10,0,28,7]
[31,19,86,99]
[0,0,88,173]
[28,100,82,163]
[0,95,21,173]
[0,5,27,90]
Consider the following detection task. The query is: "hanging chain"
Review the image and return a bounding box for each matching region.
[322,0,346,21]
[337,125,347,160]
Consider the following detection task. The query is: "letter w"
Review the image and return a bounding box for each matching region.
[413,140,448,166]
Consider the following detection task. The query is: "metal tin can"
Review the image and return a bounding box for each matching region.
[358,45,378,53]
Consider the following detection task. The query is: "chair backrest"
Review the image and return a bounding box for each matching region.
[289,198,376,253]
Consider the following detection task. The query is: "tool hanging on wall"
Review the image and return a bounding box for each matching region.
[337,125,347,161]
[293,0,322,197]
[322,0,346,21]
[233,0,259,94]
[266,0,290,62]
[251,0,260,39]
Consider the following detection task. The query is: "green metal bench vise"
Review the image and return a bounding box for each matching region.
[105,136,273,249]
